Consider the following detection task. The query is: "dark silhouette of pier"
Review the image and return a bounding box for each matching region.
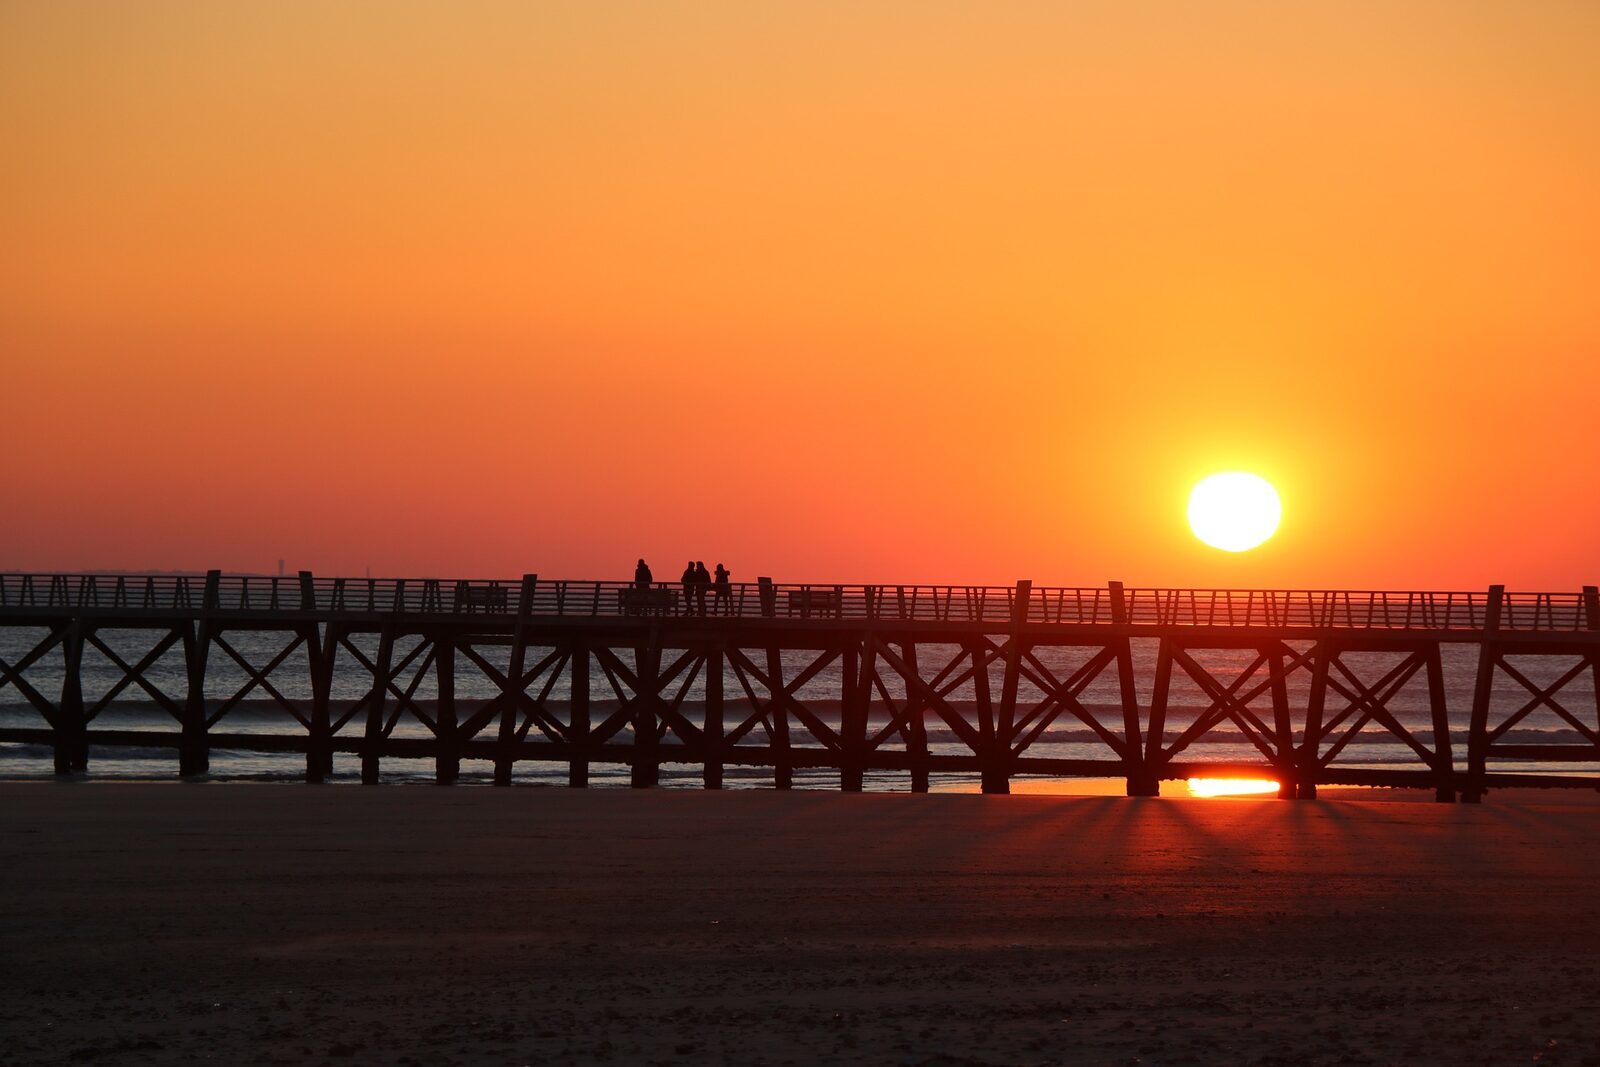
[2,572,1598,801]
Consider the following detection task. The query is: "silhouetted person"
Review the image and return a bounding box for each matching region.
[713,563,731,613]
[634,559,652,588]
[680,561,696,614]
[693,561,711,615]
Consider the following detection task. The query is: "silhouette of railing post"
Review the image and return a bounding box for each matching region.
[298,570,316,612]
[1584,586,1600,632]
[1463,584,1505,803]
[1111,581,1155,796]
[179,570,220,778]
[757,577,776,618]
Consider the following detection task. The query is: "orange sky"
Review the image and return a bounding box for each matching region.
[3,2,1598,587]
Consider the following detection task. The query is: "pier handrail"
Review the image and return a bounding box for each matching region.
[1,572,1597,632]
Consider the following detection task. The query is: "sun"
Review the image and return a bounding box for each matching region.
[1188,472,1281,552]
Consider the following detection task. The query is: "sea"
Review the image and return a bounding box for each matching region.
[1,629,1595,790]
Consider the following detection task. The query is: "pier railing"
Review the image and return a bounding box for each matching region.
[1,572,1597,632]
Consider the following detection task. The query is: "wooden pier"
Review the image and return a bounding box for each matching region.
[2,572,1598,800]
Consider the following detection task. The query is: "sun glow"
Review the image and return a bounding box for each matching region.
[1187,472,1281,552]
[1186,778,1280,797]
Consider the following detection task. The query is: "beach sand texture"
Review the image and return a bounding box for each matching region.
[3,784,1599,1065]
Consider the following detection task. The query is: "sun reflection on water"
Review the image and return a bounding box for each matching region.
[1185,777,1279,798]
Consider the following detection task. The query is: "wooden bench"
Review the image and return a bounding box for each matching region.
[786,589,842,617]
[618,587,679,615]
[454,585,509,613]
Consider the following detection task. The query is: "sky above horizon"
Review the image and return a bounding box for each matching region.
[3,2,1598,587]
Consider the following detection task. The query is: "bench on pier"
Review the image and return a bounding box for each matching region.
[786,589,842,617]
[618,587,679,615]
[454,585,509,613]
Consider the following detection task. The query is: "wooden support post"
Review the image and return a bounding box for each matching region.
[180,570,220,778]
[1110,581,1154,796]
[1144,637,1173,786]
[298,570,316,611]
[306,624,336,782]
[767,644,792,789]
[904,641,929,793]
[970,636,1006,795]
[1298,641,1331,799]
[1463,584,1504,804]
[990,581,1030,797]
[1588,587,1600,797]
[569,643,590,788]
[434,635,457,784]
[495,575,536,786]
[840,641,864,792]
[1425,643,1455,802]
[1268,647,1296,799]
[362,627,394,785]
[757,577,776,618]
[56,620,86,775]
[632,632,660,788]
[703,644,724,789]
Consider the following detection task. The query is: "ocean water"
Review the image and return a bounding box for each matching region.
[1,628,1595,788]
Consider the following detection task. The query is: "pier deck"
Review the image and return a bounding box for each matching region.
[3,572,1598,799]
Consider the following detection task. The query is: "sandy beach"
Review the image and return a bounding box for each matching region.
[3,784,1599,1066]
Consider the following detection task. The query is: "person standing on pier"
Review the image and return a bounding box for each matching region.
[680,561,697,614]
[714,563,731,613]
[694,561,711,615]
[634,559,653,588]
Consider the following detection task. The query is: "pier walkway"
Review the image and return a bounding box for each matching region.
[2,572,1598,800]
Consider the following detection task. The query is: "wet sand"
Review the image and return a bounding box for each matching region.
[2,783,1599,1066]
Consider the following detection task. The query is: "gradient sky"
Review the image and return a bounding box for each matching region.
[3,1,1597,586]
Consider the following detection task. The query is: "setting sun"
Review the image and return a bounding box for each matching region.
[1188,473,1282,553]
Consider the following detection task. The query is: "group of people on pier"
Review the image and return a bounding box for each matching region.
[634,559,732,615]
